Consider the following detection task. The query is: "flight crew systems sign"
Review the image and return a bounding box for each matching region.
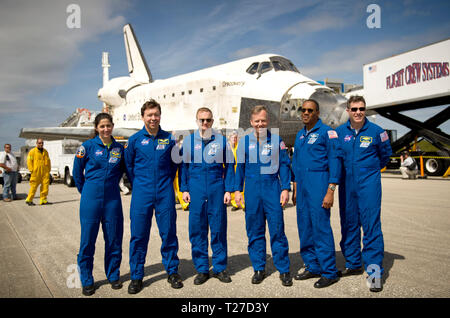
[363,38,450,109]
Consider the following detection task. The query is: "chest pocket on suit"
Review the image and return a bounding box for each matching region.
[156,140,172,168]
[92,148,107,168]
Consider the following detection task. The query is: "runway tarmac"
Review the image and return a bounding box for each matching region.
[1,174,449,300]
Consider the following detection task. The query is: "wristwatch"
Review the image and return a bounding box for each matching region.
[328,184,336,191]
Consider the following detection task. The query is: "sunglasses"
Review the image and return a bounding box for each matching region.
[350,107,366,112]
[198,118,212,123]
[301,108,315,113]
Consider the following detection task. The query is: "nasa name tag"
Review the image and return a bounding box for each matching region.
[156,144,166,150]
[110,147,121,158]
[207,148,217,156]
[360,136,372,143]
[109,157,118,163]
[207,142,220,156]
[308,133,319,144]
[261,144,272,155]
[359,136,372,148]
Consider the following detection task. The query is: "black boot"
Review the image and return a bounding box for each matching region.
[128,279,143,294]
[251,270,266,284]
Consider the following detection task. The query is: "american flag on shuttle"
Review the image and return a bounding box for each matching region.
[368,65,377,73]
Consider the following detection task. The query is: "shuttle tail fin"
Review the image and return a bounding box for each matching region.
[123,24,152,83]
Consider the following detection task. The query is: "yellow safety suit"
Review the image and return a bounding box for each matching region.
[230,143,245,209]
[26,147,51,204]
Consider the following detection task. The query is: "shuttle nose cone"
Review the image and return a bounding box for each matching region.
[309,89,348,128]
[280,83,348,128]
[97,88,104,99]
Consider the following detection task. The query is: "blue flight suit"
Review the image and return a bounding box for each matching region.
[73,136,126,287]
[336,119,392,276]
[235,130,291,274]
[179,130,235,274]
[125,126,180,280]
[291,119,341,279]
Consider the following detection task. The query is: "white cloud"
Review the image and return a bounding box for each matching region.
[283,12,350,34]
[149,0,318,77]
[299,23,450,81]
[0,0,126,111]
[0,0,127,149]
[282,0,366,35]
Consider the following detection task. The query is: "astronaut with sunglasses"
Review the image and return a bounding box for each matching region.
[336,95,392,292]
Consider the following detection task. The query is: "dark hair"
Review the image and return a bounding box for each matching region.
[303,99,320,111]
[141,99,161,116]
[4,143,11,148]
[347,95,366,108]
[94,113,114,136]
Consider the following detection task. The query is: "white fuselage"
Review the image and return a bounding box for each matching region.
[99,54,333,134]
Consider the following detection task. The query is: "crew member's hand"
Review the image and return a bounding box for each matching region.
[322,190,334,209]
[280,189,289,207]
[224,192,231,204]
[235,191,242,206]
[182,192,191,203]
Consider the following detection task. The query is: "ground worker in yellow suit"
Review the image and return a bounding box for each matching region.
[26,138,51,206]
[229,131,245,211]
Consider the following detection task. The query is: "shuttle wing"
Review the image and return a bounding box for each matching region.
[19,127,139,141]
[123,24,152,83]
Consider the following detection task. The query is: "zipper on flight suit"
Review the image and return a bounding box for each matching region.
[152,135,158,203]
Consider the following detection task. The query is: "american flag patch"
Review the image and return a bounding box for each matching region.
[280,141,286,150]
[380,131,389,142]
[327,130,338,139]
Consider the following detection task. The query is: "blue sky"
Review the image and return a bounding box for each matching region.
[1,0,450,150]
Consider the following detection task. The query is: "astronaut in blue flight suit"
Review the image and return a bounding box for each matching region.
[73,113,127,296]
[180,107,235,285]
[234,105,293,287]
[291,99,341,289]
[124,100,183,294]
[336,95,392,292]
